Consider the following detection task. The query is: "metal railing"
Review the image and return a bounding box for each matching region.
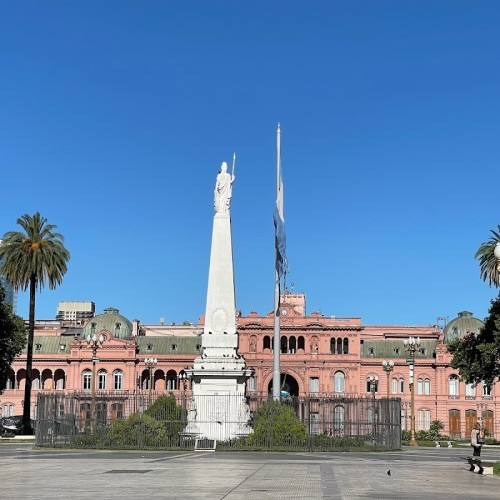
[36,391,401,451]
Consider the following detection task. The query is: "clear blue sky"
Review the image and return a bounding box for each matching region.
[1,1,499,326]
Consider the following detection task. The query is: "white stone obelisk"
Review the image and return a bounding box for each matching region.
[184,158,253,441]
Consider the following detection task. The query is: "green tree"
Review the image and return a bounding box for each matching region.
[0,213,70,433]
[475,225,500,287]
[0,283,26,392]
[247,400,307,447]
[145,394,185,441]
[448,295,500,387]
[429,420,444,440]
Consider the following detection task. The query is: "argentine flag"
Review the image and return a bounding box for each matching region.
[274,124,287,281]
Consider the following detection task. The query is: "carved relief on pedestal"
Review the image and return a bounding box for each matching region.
[211,308,229,334]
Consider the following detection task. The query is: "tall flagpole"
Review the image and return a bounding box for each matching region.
[272,123,282,400]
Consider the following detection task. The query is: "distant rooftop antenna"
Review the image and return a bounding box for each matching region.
[160,317,165,325]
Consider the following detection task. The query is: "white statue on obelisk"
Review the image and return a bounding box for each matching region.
[214,156,235,214]
[184,154,253,442]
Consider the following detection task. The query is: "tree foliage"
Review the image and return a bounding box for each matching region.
[475,225,500,287]
[246,400,307,446]
[0,284,25,392]
[448,295,500,386]
[74,395,187,449]
[0,212,70,433]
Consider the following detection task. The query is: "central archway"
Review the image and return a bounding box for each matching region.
[267,373,299,397]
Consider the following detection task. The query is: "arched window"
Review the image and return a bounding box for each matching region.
[280,336,288,354]
[5,370,15,390]
[113,370,123,390]
[166,370,178,390]
[449,375,459,396]
[417,378,423,395]
[336,338,342,354]
[98,370,107,390]
[424,378,431,395]
[298,336,305,351]
[263,336,271,350]
[448,409,461,438]
[41,369,52,390]
[343,338,349,354]
[392,377,398,394]
[482,410,494,436]
[82,369,92,390]
[289,336,296,354]
[399,378,404,394]
[32,369,41,390]
[54,369,65,390]
[366,377,378,393]
[334,371,345,393]
[330,338,336,354]
[465,409,477,436]
[334,405,345,431]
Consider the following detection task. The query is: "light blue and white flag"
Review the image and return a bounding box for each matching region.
[274,124,287,281]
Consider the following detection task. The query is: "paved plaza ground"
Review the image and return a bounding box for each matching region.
[1,442,499,499]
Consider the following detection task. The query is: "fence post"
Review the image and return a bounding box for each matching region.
[307,397,312,452]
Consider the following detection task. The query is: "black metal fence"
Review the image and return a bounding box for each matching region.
[36,391,401,451]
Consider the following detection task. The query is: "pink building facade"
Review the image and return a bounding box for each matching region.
[1,295,495,439]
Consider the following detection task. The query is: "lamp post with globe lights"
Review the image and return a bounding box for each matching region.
[368,375,378,443]
[178,370,190,411]
[404,336,421,446]
[86,332,106,429]
[382,360,394,397]
[144,357,157,405]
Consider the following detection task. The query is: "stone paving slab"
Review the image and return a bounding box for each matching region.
[0,445,499,499]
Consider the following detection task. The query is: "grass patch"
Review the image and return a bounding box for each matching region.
[493,463,500,476]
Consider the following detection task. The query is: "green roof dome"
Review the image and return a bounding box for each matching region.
[443,311,484,344]
[82,307,133,340]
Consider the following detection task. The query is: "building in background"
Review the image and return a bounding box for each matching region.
[0,293,494,440]
[56,301,95,323]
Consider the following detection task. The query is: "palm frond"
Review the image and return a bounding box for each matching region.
[0,212,70,291]
[475,225,500,287]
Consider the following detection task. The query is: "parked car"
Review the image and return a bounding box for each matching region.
[0,416,36,435]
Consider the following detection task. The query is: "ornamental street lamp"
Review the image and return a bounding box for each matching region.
[178,370,190,411]
[404,336,421,446]
[402,401,410,432]
[86,332,106,429]
[368,375,378,444]
[144,357,157,405]
[382,360,395,397]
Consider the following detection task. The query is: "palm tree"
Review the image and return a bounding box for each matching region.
[0,213,70,433]
[475,225,500,288]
